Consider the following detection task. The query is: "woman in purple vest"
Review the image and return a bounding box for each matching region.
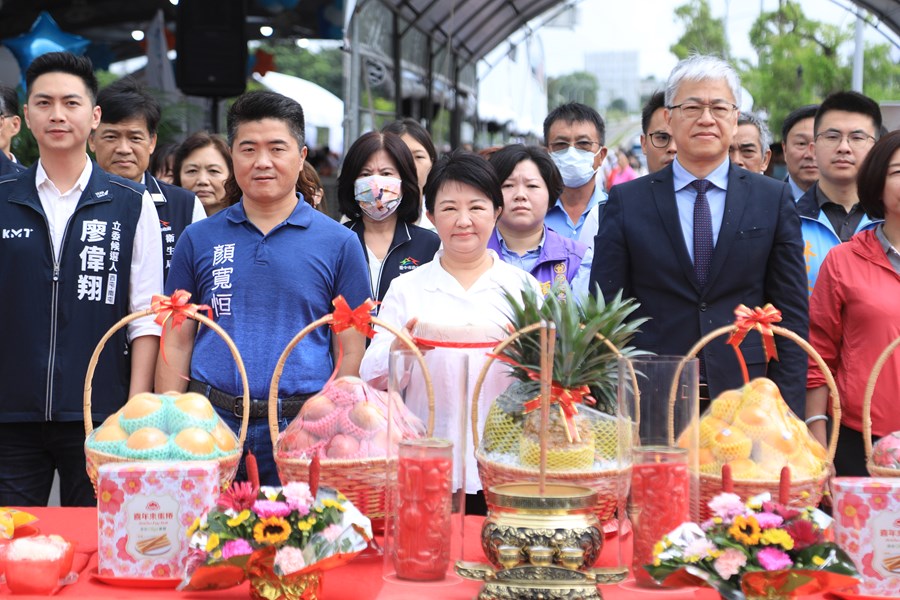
[487,145,591,299]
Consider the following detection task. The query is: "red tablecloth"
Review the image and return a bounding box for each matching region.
[1,507,842,599]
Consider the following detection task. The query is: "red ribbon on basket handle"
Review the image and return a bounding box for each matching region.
[726,304,782,383]
[330,296,378,338]
[490,353,593,443]
[324,297,378,388]
[151,290,212,365]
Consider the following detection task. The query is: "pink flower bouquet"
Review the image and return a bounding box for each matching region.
[645,492,858,599]
[178,481,372,595]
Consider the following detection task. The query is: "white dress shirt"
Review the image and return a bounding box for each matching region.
[360,249,542,494]
[37,158,163,340]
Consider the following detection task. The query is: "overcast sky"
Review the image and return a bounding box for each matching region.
[539,0,900,81]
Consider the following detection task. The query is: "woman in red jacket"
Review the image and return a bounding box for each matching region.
[806,130,900,476]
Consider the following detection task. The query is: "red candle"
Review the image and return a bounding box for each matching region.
[630,446,690,586]
[392,439,453,581]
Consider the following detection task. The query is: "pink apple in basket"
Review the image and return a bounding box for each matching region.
[872,431,900,468]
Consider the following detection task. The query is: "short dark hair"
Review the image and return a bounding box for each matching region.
[381,118,437,163]
[488,144,563,204]
[0,85,19,116]
[423,149,503,214]
[172,131,232,188]
[857,130,900,220]
[543,102,605,146]
[25,51,97,102]
[780,104,818,142]
[96,77,161,134]
[337,131,421,224]
[641,91,666,134]
[149,142,177,178]
[226,90,305,149]
[814,91,882,137]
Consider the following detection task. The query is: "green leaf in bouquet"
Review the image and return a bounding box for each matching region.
[794,544,860,576]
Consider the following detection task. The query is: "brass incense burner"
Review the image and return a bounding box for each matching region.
[456,483,626,599]
[482,483,603,570]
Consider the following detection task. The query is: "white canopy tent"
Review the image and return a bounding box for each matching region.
[254,71,345,153]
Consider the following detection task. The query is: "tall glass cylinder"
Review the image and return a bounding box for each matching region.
[384,348,467,584]
[618,355,698,586]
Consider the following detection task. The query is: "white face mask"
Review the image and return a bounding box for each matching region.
[354,175,403,221]
[551,146,599,188]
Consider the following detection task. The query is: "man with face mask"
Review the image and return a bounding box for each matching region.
[543,103,608,253]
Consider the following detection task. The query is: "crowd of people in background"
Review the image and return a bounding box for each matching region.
[1,50,897,510]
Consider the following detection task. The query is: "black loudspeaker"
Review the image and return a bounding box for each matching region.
[176,0,248,97]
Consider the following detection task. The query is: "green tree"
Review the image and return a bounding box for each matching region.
[739,1,897,139]
[547,71,598,111]
[670,0,729,60]
[261,41,343,98]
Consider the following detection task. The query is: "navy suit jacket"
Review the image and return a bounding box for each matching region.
[589,163,809,415]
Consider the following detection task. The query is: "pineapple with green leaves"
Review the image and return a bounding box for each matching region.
[480,283,646,470]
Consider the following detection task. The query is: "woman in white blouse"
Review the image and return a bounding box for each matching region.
[359,150,542,514]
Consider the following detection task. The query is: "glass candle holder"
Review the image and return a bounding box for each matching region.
[391,438,453,580]
[384,348,467,584]
[630,446,690,586]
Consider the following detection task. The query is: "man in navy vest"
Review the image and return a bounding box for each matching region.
[90,77,205,281]
[0,52,163,506]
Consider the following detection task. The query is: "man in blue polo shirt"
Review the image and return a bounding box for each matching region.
[156,91,369,485]
[543,102,608,253]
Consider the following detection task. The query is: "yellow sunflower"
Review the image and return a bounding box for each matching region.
[253,516,292,545]
[728,515,761,545]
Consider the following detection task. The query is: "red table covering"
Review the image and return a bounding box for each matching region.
[0,507,844,599]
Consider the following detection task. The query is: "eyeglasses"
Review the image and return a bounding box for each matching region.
[549,140,602,153]
[648,131,672,148]
[815,129,876,149]
[669,102,738,120]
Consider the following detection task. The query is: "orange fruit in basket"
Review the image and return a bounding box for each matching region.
[126,427,168,450]
[742,378,781,408]
[711,427,752,462]
[123,393,163,420]
[762,429,800,456]
[733,406,771,440]
[174,428,216,455]
[727,458,764,479]
[710,390,743,423]
[95,422,128,442]
[699,416,730,448]
[211,421,238,452]
[174,393,216,420]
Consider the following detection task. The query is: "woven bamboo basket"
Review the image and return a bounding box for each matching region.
[84,308,250,493]
[472,323,639,522]
[673,324,840,518]
[864,335,900,476]
[269,315,434,520]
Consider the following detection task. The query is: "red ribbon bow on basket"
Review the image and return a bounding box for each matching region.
[324,297,378,387]
[151,290,212,364]
[490,353,593,442]
[330,296,378,338]
[726,303,782,383]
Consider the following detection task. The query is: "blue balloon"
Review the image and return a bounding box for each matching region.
[2,11,90,77]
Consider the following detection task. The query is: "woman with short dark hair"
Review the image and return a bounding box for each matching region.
[488,144,590,298]
[337,131,440,304]
[806,130,900,476]
[173,131,233,216]
[360,150,542,513]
